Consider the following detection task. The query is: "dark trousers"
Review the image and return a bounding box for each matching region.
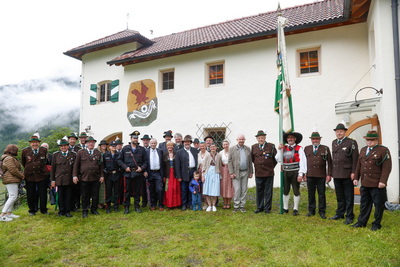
[181,168,195,207]
[307,177,326,214]
[26,179,48,213]
[149,171,164,208]
[105,175,120,208]
[80,180,100,212]
[283,170,300,196]
[255,176,274,212]
[58,185,72,214]
[70,183,81,209]
[141,176,149,206]
[357,186,386,229]
[123,175,143,208]
[333,178,354,220]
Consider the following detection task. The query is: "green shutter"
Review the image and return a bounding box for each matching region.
[110,80,119,102]
[90,84,97,105]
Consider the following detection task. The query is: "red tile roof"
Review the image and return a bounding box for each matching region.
[64,0,368,65]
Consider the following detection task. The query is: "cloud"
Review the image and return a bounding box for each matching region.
[0,77,80,132]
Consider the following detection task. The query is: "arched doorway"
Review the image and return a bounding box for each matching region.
[103,132,123,145]
[346,115,381,144]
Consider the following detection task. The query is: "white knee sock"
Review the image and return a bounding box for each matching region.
[294,195,300,210]
[283,195,290,210]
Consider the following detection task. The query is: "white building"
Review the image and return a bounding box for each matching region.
[64,0,400,202]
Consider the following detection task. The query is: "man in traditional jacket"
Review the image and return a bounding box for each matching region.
[304,132,332,219]
[352,130,391,231]
[251,130,277,214]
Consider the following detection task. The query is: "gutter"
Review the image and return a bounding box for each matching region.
[391,0,400,202]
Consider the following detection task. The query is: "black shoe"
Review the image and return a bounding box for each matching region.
[124,206,129,214]
[58,213,64,217]
[351,222,365,228]
[283,209,289,214]
[265,210,271,214]
[65,213,73,218]
[306,212,315,217]
[330,214,344,220]
[293,210,299,216]
[106,208,111,214]
[91,210,100,215]
[114,206,119,212]
[142,203,147,208]
[82,212,88,218]
[371,226,380,231]
[319,213,327,219]
[135,208,142,213]
[254,209,262,214]
[344,219,353,225]
[181,205,187,211]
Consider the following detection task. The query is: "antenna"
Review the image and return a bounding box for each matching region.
[126,13,130,29]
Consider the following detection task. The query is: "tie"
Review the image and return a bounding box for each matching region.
[34,149,38,155]
[63,152,67,157]
[89,150,92,156]
[313,146,317,155]
[366,147,372,156]
[151,149,157,169]
[337,140,342,145]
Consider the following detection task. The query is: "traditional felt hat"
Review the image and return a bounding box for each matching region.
[109,141,117,147]
[183,135,193,143]
[141,134,151,140]
[67,132,78,139]
[86,136,97,143]
[193,138,200,143]
[99,140,108,146]
[283,132,303,144]
[204,135,214,141]
[115,137,123,144]
[309,132,322,139]
[333,123,348,131]
[130,130,140,138]
[58,139,69,146]
[79,132,88,138]
[255,130,267,137]
[363,130,379,139]
[163,130,173,138]
[29,135,41,142]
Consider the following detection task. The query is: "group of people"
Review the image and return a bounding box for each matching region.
[0,124,393,231]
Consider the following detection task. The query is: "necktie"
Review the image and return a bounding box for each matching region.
[366,147,372,156]
[259,144,263,150]
[89,150,92,156]
[151,149,157,169]
[338,140,342,145]
[63,152,67,156]
[313,146,317,155]
[34,149,38,155]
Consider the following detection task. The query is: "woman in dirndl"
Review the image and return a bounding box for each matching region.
[163,141,181,208]
[202,143,221,212]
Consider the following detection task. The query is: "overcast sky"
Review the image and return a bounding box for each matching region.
[0,0,314,85]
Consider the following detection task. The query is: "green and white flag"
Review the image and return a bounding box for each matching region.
[274,15,294,134]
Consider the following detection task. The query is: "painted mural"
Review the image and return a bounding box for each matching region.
[127,79,158,126]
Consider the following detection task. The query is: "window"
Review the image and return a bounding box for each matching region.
[162,70,174,90]
[203,127,227,151]
[299,48,320,75]
[99,82,111,102]
[208,62,224,86]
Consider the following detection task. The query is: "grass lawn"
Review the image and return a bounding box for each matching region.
[0,187,399,266]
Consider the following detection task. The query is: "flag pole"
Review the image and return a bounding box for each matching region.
[277,4,284,214]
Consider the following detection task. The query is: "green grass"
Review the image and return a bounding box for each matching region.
[0,187,399,266]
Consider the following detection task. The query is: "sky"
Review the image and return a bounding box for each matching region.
[0,0,315,85]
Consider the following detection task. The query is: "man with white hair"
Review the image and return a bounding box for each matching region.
[144,138,164,211]
[228,134,253,212]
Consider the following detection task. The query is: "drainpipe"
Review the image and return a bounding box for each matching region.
[391,0,400,202]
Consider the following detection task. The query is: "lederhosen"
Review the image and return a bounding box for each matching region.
[282,145,301,196]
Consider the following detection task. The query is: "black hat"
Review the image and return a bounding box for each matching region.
[255,130,267,137]
[283,132,303,144]
[163,130,173,138]
[204,135,214,141]
[109,141,117,146]
[141,134,151,140]
[193,138,200,143]
[333,123,348,131]
[183,135,193,143]
[99,140,108,146]
[130,130,140,138]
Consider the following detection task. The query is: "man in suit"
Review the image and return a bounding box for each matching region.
[330,123,359,224]
[251,130,277,214]
[304,132,332,219]
[141,134,151,150]
[21,134,50,215]
[175,135,199,210]
[144,138,165,211]
[352,130,392,231]
[117,131,148,214]
[68,132,81,211]
[228,134,253,212]
[73,136,104,218]
[276,132,307,216]
[78,132,88,149]
[158,130,173,153]
[174,133,184,151]
[51,139,76,217]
